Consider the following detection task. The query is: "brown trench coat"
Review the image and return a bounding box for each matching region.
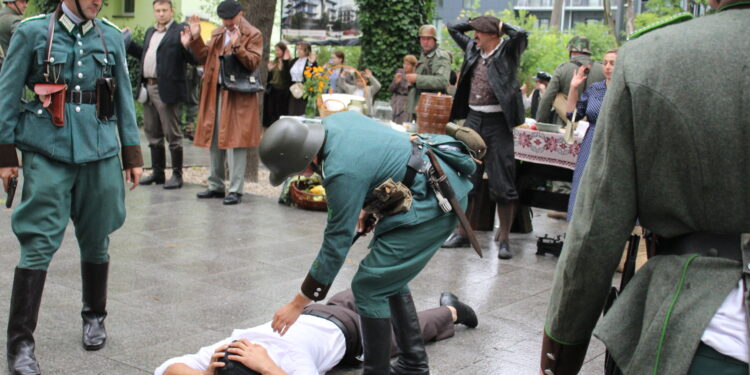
[189,18,263,149]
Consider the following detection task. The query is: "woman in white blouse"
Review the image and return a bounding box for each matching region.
[287,42,317,116]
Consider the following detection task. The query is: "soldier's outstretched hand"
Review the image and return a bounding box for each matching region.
[271,293,311,336]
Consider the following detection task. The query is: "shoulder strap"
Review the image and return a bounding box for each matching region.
[93,20,111,75]
[43,13,56,82]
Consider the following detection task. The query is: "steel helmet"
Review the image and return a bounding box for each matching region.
[567,36,592,55]
[418,24,438,39]
[259,118,325,186]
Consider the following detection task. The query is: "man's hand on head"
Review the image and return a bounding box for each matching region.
[227,339,288,375]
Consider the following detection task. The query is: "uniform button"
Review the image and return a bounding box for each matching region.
[316,287,322,292]
[77,41,83,46]
[313,292,319,297]
[546,353,555,360]
[78,73,83,78]
[77,61,82,66]
[75,106,81,112]
[544,370,554,375]
[75,85,81,90]
[49,57,55,63]
[37,109,43,115]
[80,49,84,54]
[77,33,81,38]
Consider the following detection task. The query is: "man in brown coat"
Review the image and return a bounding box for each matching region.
[181,0,262,205]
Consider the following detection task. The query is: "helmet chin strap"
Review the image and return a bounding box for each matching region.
[74,0,98,20]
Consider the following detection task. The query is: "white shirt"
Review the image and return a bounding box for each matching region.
[291,58,308,83]
[701,281,749,363]
[154,315,346,375]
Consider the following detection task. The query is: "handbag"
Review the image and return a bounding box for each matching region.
[289,82,304,99]
[219,54,263,93]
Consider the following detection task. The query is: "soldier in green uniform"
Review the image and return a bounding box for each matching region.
[534,36,604,124]
[260,112,476,374]
[0,0,27,64]
[0,0,143,373]
[540,1,749,374]
[405,24,453,119]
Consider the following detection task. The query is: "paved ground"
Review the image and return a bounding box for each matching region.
[0,133,609,374]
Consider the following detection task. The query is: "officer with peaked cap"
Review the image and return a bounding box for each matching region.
[0,0,143,373]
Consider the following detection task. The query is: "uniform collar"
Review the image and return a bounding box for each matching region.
[60,2,94,35]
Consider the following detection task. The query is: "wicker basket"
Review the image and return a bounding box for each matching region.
[317,64,365,117]
[290,180,327,211]
[317,96,347,118]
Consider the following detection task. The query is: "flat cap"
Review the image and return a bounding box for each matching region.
[469,16,501,35]
[217,0,242,19]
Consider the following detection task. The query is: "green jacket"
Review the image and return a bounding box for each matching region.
[535,54,604,124]
[406,47,452,114]
[0,12,142,169]
[304,111,474,299]
[0,6,22,57]
[545,8,750,375]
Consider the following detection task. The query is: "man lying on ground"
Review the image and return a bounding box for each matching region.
[155,289,477,375]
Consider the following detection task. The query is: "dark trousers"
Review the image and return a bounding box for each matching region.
[465,110,518,203]
[687,342,747,375]
[305,289,455,363]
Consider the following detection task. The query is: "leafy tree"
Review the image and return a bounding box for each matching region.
[356,0,435,100]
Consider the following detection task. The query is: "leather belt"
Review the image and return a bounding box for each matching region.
[65,90,97,105]
[655,232,742,262]
[402,140,426,188]
[145,78,158,86]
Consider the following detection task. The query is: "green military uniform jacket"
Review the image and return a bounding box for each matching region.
[406,47,452,115]
[300,111,474,300]
[0,5,22,59]
[544,7,750,375]
[535,54,604,124]
[0,12,142,169]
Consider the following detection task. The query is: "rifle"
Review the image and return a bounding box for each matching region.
[603,234,640,375]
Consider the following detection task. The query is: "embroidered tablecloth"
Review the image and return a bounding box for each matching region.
[513,127,584,170]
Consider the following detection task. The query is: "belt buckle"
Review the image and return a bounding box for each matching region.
[71,89,82,105]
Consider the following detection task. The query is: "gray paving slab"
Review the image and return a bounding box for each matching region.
[0,183,608,374]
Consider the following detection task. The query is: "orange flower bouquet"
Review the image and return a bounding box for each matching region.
[302,66,331,118]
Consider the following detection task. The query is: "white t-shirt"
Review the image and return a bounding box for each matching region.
[701,281,749,363]
[154,315,346,375]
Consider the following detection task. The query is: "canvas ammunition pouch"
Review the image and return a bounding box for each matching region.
[364,178,413,217]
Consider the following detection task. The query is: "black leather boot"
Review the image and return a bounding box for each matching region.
[389,293,429,375]
[81,261,108,351]
[7,267,46,375]
[360,316,392,375]
[140,145,166,185]
[164,146,183,189]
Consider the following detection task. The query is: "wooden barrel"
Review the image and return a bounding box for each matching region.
[416,93,453,134]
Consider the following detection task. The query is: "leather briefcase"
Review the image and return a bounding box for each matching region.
[219,54,263,93]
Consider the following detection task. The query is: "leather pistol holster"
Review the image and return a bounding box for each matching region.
[34,83,67,127]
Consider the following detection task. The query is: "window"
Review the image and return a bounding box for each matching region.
[123,0,135,14]
[463,0,476,9]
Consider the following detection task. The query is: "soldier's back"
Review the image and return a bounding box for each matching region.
[617,8,750,235]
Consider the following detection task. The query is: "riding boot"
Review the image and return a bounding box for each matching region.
[7,267,46,375]
[140,145,166,185]
[164,146,183,189]
[389,293,430,375]
[81,261,108,351]
[360,316,392,375]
